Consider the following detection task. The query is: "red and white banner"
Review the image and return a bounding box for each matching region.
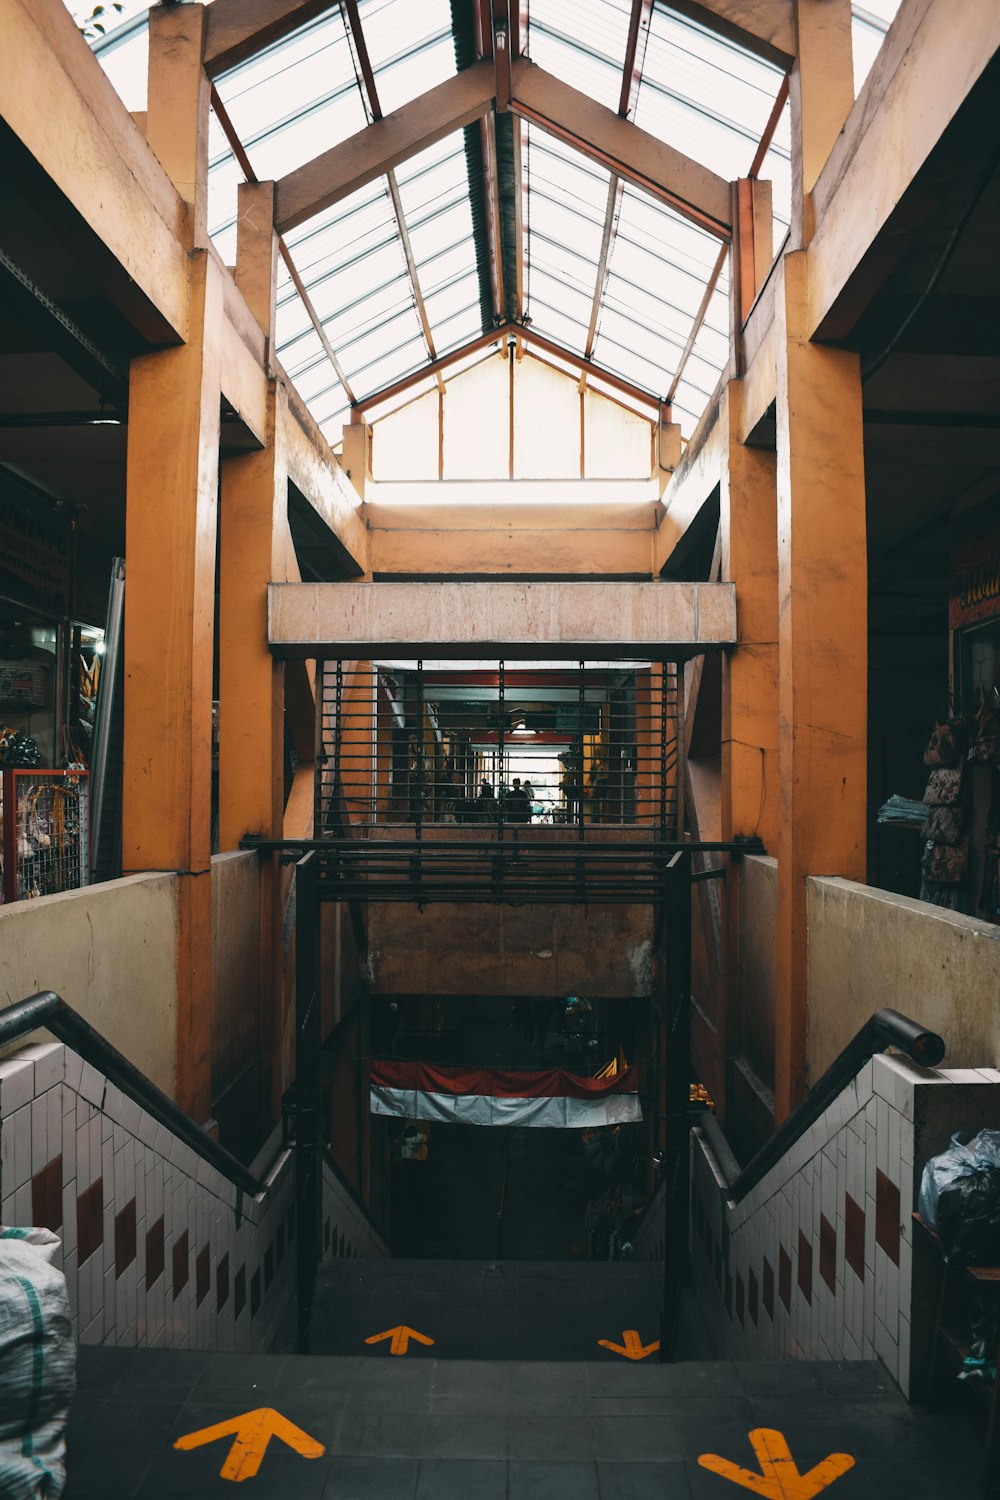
[370,1059,642,1129]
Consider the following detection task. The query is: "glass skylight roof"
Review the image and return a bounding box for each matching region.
[66,0,907,451]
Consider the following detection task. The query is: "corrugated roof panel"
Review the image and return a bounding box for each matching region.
[527,0,633,113]
[635,5,785,181]
[357,0,456,115]
[213,10,367,180]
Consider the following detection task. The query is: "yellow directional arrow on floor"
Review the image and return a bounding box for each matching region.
[365,1325,435,1356]
[173,1408,325,1482]
[597,1329,660,1360]
[698,1428,855,1499]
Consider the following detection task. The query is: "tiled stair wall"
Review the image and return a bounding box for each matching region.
[0,1039,387,1351]
[691,1055,1000,1396]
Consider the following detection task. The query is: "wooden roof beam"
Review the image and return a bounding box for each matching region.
[510,61,732,240]
[275,61,497,233]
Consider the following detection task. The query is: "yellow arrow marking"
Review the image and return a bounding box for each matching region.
[597,1329,661,1360]
[698,1428,855,1499]
[365,1325,436,1356]
[173,1408,325,1482]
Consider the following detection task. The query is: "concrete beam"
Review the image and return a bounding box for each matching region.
[275,63,496,233]
[669,0,795,68]
[268,580,735,658]
[279,387,370,576]
[1,0,189,340]
[366,502,657,578]
[809,0,1000,339]
[654,397,726,575]
[204,0,331,77]
[510,61,732,239]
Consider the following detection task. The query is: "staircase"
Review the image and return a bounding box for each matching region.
[66,1339,984,1498]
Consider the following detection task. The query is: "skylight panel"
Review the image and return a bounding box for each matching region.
[852,2,902,95]
[213,10,366,181]
[634,5,785,182]
[527,0,632,113]
[357,0,456,115]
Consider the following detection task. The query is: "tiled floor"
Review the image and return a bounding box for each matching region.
[67,1346,986,1499]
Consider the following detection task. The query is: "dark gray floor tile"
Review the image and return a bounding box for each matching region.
[321,1457,419,1500]
[596,1460,694,1499]
[415,1458,509,1499]
[420,1413,509,1459]
[593,1415,684,1462]
[509,1459,602,1499]
[508,1415,595,1461]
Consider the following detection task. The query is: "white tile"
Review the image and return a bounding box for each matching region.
[13,1180,32,1226]
[19,1044,64,1093]
[78,1064,105,1109]
[31,1092,49,1173]
[63,1052,83,1095]
[76,1120,91,1191]
[0,1058,35,1118]
[11,1104,31,1193]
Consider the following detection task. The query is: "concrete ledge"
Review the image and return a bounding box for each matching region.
[268,580,737,658]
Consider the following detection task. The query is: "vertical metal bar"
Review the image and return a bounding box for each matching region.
[577,660,586,840]
[661,847,692,1360]
[333,658,344,827]
[295,850,321,1354]
[415,660,424,840]
[659,664,668,841]
[497,660,505,838]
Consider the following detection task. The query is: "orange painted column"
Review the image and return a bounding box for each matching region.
[121,2,216,1121]
[720,380,778,855]
[773,251,867,1120]
[719,379,779,1130]
[122,252,222,1122]
[790,0,854,245]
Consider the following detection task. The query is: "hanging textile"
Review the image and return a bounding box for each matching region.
[370,1059,642,1129]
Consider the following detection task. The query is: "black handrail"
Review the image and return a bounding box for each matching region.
[726,1008,945,1202]
[0,991,263,1197]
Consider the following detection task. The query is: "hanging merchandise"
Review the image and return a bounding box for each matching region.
[923,837,970,884]
[969,685,1000,766]
[924,765,965,806]
[924,716,964,767]
[0,727,41,768]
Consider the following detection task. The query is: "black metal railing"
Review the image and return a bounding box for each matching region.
[0,991,262,1198]
[724,1008,945,1202]
[241,834,761,907]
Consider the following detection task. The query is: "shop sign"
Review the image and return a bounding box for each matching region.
[951,524,1000,630]
[0,492,70,617]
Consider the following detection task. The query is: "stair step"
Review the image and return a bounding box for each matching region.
[299,1257,690,1362]
[66,1345,983,1499]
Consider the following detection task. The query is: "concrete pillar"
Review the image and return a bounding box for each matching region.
[734,179,774,323]
[720,380,778,855]
[218,387,288,852]
[790,0,854,245]
[342,416,371,500]
[773,251,867,1119]
[122,253,222,1121]
[146,2,210,248]
[236,180,279,355]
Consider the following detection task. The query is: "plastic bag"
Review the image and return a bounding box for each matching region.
[938,1169,1000,1265]
[919,1130,1000,1230]
[0,1228,76,1499]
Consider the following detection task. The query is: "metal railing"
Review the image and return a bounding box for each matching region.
[0,991,262,1198]
[724,1008,945,1202]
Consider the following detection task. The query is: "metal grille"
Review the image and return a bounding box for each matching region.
[1,769,90,903]
[315,660,681,839]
